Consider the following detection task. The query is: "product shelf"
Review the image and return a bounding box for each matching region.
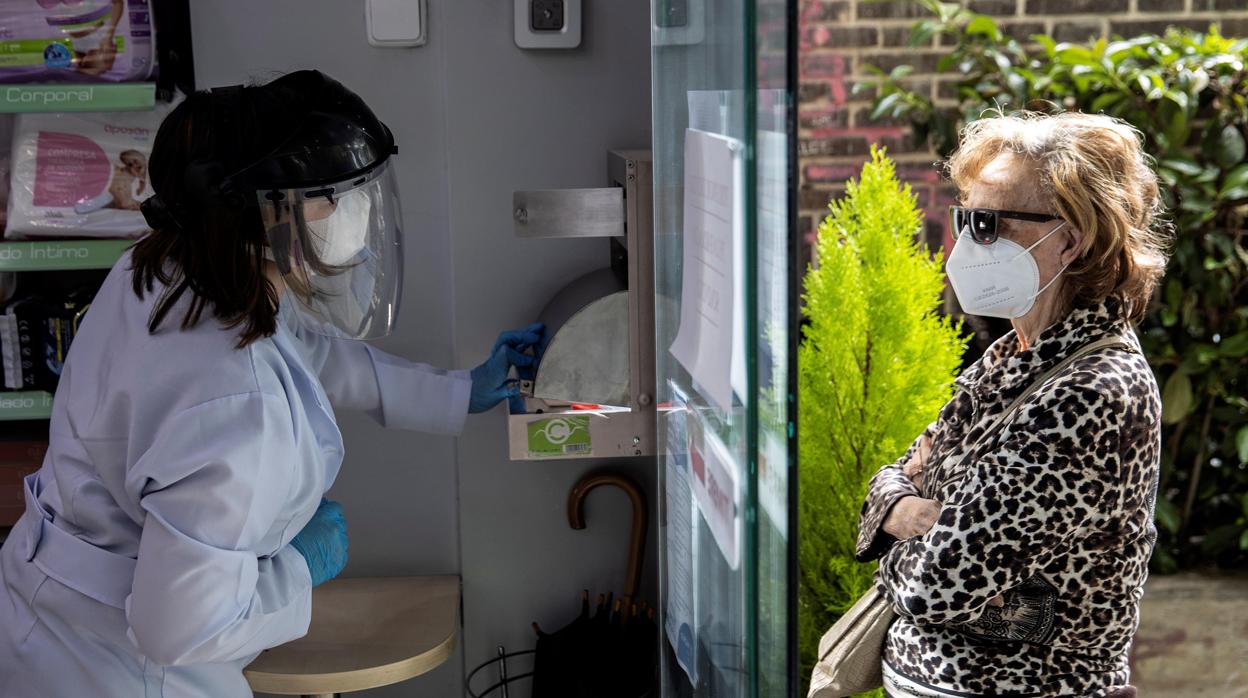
[0,82,156,113]
[0,239,130,272]
[0,391,54,421]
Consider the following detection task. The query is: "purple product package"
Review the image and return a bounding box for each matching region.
[0,0,155,83]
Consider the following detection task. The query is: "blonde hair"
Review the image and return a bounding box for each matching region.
[946,111,1172,322]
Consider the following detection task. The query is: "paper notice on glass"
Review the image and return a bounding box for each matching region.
[686,90,744,136]
[662,392,698,683]
[687,412,741,569]
[669,128,743,412]
[758,129,788,358]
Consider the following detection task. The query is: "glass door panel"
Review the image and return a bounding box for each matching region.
[652,0,795,694]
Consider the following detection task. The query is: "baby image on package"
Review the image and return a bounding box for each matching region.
[6,105,168,238]
[0,0,156,83]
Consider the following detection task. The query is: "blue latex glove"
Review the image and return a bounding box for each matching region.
[290,498,349,588]
[470,323,545,414]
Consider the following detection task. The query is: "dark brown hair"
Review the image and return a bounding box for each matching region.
[130,82,305,347]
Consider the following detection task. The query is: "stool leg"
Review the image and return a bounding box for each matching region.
[300,694,338,698]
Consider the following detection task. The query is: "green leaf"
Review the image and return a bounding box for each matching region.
[1034,34,1057,57]
[1091,92,1124,113]
[935,1,961,23]
[1152,548,1180,574]
[1161,99,1191,152]
[1238,426,1248,464]
[1201,524,1245,556]
[1240,528,1248,551]
[1195,342,1220,363]
[1164,279,1183,308]
[1220,164,1248,199]
[889,64,915,81]
[1155,496,1182,534]
[851,81,875,96]
[1215,125,1247,169]
[1224,187,1248,202]
[1160,157,1204,177]
[1056,45,1098,67]
[1220,331,1248,357]
[991,50,1013,74]
[870,93,903,122]
[908,21,938,49]
[966,15,1000,41]
[1166,89,1190,111]
[1161,370,1194,425]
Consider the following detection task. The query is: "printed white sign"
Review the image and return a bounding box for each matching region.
[669,128,744,412]
[688,414,740,569]
[662,393,699,683]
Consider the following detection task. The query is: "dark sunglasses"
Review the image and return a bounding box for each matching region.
[949,206,1064,245]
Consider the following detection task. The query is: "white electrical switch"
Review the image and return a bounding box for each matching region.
[367,0,427,47]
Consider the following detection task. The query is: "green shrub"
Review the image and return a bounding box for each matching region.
[860,4,1248,572]
[798,147,966,686]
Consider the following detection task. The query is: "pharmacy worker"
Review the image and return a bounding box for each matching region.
[0,70,538,697]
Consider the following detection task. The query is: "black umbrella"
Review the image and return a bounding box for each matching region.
[530,473,658,698]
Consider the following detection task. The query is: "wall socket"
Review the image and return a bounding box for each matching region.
[514,0,581,49]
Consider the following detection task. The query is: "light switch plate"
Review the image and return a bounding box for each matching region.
[514,0,581,50]
[367,0,427,47]
[653,0,705,46]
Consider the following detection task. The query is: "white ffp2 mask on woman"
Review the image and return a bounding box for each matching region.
[306,192,372,267]
[945,220,1068,319]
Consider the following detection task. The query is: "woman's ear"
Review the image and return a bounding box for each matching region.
[1059,224,1084,267]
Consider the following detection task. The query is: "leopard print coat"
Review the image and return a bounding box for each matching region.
[856,298,1162,698]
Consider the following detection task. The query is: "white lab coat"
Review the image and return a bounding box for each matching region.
[0,252,471,697]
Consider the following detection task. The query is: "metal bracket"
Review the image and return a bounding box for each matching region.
[513,188,625,239]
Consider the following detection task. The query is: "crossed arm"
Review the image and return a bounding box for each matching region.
[858,399,1116,625]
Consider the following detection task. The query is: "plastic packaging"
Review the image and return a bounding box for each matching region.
[0,286,95,391]
[0,0,156,84]
[6,105,167,239]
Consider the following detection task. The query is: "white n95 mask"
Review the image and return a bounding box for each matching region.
[945,220,1068,319]
[306,191,372,267]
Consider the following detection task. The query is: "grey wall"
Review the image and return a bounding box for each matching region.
[190,2,652,696]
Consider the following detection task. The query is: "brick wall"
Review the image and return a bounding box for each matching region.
[798,0,1248,263]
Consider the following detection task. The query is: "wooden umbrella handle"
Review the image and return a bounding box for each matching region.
[567,473,647,600]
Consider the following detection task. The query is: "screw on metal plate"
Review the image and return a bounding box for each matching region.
[514,207,529,224]
[632,436,641,445]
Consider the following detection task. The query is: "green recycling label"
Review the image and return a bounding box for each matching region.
[527,415,592,458]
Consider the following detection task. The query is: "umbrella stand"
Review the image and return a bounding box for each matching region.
[464,646,535,698]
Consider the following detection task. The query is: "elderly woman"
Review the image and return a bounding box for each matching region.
[856,112,1169,698]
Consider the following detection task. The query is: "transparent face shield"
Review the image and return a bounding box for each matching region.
[258,161,404,340]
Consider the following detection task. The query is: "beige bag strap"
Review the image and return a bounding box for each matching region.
[980,336,1133,440]
[929,336,1134,493]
